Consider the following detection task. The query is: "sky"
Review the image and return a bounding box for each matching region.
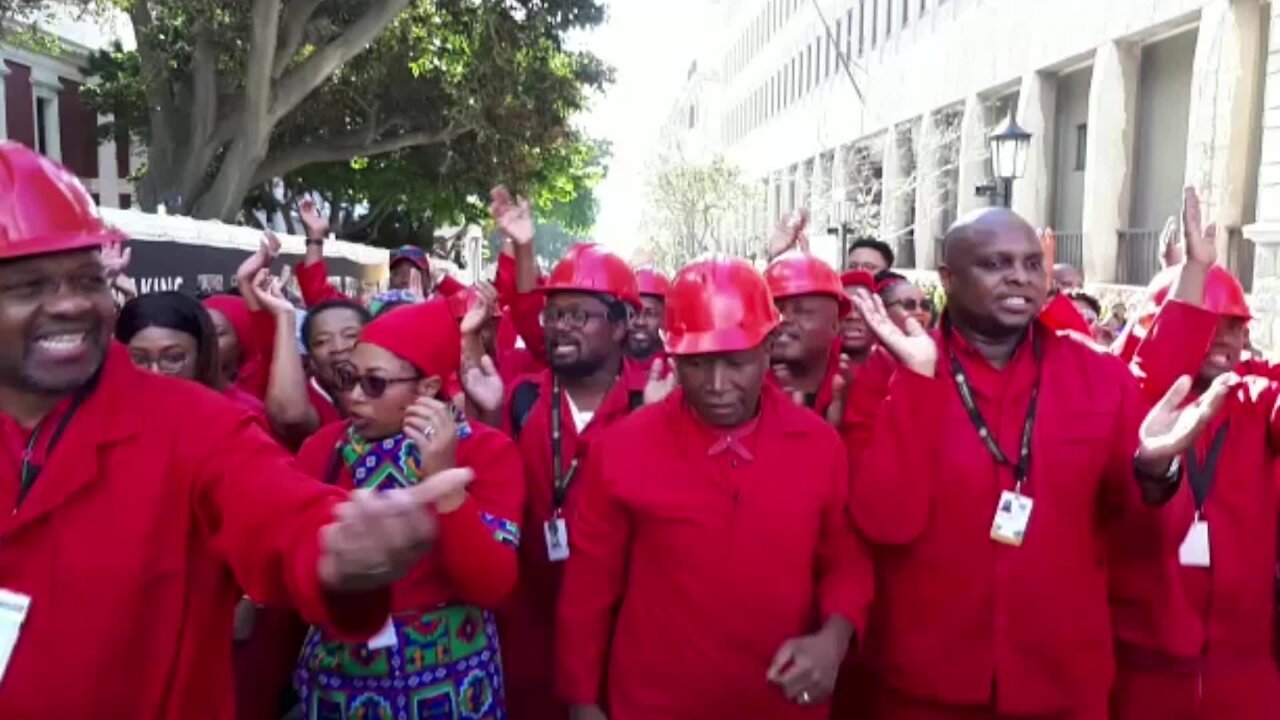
[571,0,713,259]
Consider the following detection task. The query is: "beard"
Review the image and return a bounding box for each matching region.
[625,333,660,359]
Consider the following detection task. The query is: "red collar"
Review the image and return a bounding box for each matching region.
[680,397,762,462]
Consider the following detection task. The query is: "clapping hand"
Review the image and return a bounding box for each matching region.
[851,291,937,377]
[490,186,535,246]
[1136,373,1238,472]
[317,467,475,592]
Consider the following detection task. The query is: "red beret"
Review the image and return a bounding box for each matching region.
[358,297,460,380]
[202,295,257,354]
[840,270,876,292]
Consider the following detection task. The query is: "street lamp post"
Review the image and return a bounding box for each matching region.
[977,109,1032,208]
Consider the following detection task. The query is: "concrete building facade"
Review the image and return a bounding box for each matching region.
[706,0,1271,293]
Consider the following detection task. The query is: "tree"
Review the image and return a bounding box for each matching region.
[76,0,609,222]
[643,154,752,270]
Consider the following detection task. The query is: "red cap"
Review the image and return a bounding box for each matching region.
[634,267,671,299]
[202,295,255,351]
[765,250,851,317]
[0,142,124,261]
[544,243,641,309]
[840,270,876,293]
[390,245,430,273]
[359,298,460,380]
[1149,264,1251,319]
[665,256,781,356]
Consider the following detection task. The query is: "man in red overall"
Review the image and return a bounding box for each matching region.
[765,250,851,420]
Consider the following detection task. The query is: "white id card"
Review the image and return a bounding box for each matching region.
[1179,520,1211,568]
[990,491,1034,546]
[544,518,570,562]
[0,589,31,684]
[367,616,398,650]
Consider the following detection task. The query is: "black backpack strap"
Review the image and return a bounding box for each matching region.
[628,389,645,412]
[510,380,541,438]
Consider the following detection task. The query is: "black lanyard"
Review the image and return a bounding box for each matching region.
[1186,422,1230,513]
[550,376,580,513]
[15,381,95,509]
[948,330,1042,490]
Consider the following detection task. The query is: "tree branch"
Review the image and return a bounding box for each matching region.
[270,0,412,125]
[250,124,471,186]
[272,0,327,79]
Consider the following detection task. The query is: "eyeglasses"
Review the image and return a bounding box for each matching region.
[128,351,192,375]
[886,298,933,313]
[540,307,611,330]
[333,367,420,398]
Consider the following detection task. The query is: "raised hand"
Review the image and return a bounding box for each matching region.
[1181,187,1216,267]
[101,241,132,280]
[1159,215,1183,269]
[404,396,460,484]
[824,354,853,428]
[299,198,330,241]
[768,209,810,259]
[248,269,295,317]
[852,291,937,377]
[460,285,497,337]
[643,358,678,405]
[460,355,504,414]
[1136,373,1238,471]
[490,185,535,246]
[317,467,474,592]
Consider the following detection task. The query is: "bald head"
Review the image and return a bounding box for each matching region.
[938,206,1048,338]
[1052,263,1084,291]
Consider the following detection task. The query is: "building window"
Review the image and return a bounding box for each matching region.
[825,32,832,78]
[806,44,813,92]
[902,0,909,27]
[859,0,867,55]
[687,103,696,129]
[35,97,49,154]
[1074,123,1087,170]
[885,0,893,37]
[32,86,60,162]
[871,0,879,47]
[835,19,843,68]
[846,8,854,60]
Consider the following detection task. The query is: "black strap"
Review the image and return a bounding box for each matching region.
[509,381,540,438]
[1186,422,1230,512]
[948,330,1042,489]
[804,392,818,409]
[628,389,645,412]
[322,446,344,486]
[16,371,100,508]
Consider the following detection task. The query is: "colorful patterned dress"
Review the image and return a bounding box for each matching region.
[295,417,518,720]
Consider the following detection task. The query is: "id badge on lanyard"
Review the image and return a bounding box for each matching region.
[1179,422,1230,568]
[545,378,579,563]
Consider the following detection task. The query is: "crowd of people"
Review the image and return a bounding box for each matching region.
[0,140,1275,720]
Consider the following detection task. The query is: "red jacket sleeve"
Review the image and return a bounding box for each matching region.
[1129,300,1217,403]
[845,351,945,545]
[294,258,348,308]
[434,274,467,298]
[186,399,388,643]
[494,253,518,303]
[511,290,548,362]
[435,431,525,607]
[555,439,632,706]
[816,440,874,635]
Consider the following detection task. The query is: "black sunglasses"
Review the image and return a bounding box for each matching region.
[333,368,420,398]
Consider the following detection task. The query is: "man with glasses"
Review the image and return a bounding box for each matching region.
[765,250,851,424]
[486,234,648,719]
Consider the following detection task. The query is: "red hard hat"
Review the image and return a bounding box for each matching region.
[665,255,781,356]
[765,250,851,317]
[634,267,671,299]
[544,243,641,309]
[0,142,124,260]
[1148,263,1251,319]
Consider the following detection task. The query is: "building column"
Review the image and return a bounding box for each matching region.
[1187,0,1267,262]
[1081,41,1140,283]
[955,94,990,217]
[880,125,911,249]
[1012,71,1058,230]
[794,162,809,216]
[95,114,120,208]
[914,112,941,269]
[766,171,780,225]
[0,61,9,140]
[1245,1,1280,348]
[810,154,827,230]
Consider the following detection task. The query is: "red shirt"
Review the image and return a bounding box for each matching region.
[296,419,525,611]
[768,340,843,417]
[842,323,1178,715]
[0,346,387,719]
[1111,300,1280,667]
[496,361,650,716]
[556,386,873,719]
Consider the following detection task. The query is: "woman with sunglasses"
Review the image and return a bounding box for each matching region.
[293,297,524,720]
[876,271,935,332]
[116,291,267,422]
